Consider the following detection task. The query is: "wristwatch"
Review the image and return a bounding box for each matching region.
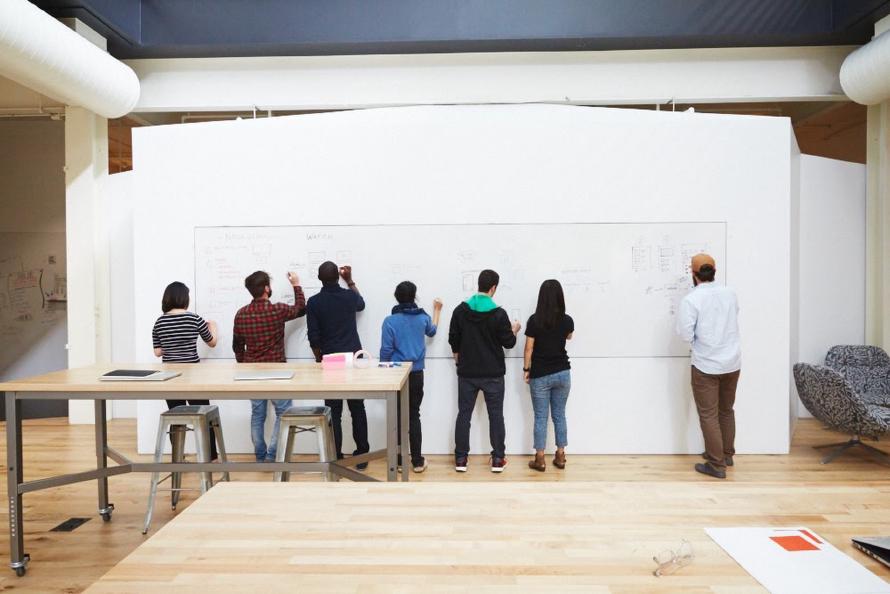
[522,367,530,372]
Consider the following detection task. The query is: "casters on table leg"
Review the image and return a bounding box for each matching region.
[99,504,114,522]
[11,553,30,577]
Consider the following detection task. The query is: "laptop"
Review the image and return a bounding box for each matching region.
[100,369,182,382]
[233,370,295,381]
[852,537,890,569]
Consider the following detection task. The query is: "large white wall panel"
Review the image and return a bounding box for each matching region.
[128,104,794,455]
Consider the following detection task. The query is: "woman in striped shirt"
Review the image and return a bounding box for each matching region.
[152,281,219,458]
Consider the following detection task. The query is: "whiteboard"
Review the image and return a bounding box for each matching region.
[0,232,67,374]
[193,222,725,361]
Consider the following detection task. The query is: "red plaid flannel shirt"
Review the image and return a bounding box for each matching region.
[232,286,306,362]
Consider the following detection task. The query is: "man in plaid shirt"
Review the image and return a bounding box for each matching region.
[233,270,306,461]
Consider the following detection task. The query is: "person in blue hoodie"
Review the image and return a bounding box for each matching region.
[379,281,442,473]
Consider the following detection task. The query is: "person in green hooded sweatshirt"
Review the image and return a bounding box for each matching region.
[448,269,521,473]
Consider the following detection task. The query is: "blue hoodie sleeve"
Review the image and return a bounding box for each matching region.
[380,317,395,362]
[425,313,437,338]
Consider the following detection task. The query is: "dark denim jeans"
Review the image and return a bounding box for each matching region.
[398,371,425,466]
[455,376,506,459]
[325,398,370,457]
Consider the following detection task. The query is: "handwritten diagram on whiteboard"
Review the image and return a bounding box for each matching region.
[0,233,67,373]
[193,222,726,360]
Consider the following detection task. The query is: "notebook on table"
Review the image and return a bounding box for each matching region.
[852,537,890,569]
[100,369,181,382]
[233,370,295,381]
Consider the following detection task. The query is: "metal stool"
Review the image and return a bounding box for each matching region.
[143,405,229,534]
[274,406,338,482]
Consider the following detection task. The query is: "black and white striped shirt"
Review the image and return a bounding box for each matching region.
[152,312,213,363]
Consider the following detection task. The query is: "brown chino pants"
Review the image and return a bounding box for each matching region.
[691,366,740,470]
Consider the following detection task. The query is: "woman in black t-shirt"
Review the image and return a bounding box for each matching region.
[523,279,573,472]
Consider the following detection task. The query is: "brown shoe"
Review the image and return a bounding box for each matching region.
[528,452,546,472]
[553,449,566,469]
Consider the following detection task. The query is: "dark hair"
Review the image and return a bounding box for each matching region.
[394,281,417,304]
[318,261,339,283]
[478,269,500,293]
[534,279,566,330]
[244,271,270,299]
[161,281,190,313]
[695,263,716,283]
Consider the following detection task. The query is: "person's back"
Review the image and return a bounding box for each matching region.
[449,294,516,377]
[380,306,438,370]
[153,311,214,363]
[678,282,740,375]
[306,283,364,355]
[233,293,304,363]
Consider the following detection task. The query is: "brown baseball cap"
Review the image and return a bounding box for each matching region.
[691,253,716,273]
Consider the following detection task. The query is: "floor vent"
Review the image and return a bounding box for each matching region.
[51,518,90,532]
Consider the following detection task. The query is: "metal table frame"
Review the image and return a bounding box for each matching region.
[4,381,410,577]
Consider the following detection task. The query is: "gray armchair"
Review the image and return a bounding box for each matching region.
[793,363,890,465]
[825,345,890,404]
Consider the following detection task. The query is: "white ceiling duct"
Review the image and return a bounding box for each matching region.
[840,29,890,106]
[0,0,140,119]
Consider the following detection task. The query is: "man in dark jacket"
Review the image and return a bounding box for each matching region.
[306,261,370,468]
[448,269,521,473]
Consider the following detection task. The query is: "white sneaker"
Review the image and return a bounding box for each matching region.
[413,462,428,473]
[455,457,468,472]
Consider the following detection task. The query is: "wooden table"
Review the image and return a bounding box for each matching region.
[84,481,890,593]
[0,362,411,577]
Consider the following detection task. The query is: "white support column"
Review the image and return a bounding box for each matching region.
[866,15,890,347]
[65,106,112,423]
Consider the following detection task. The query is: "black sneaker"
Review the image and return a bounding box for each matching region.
[490,456,508,473]
[694,462,726,479]
[701,452,734,467]
[455,456,468,472]
[353,449,369,471]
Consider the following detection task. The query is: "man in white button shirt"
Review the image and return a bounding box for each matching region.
[676,253,741,479]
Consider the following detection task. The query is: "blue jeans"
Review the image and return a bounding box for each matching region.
[250,399,292,461]
[529,369,571,450]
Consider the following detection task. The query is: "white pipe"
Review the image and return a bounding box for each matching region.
[840,29,890,105]
[0,0,140,119]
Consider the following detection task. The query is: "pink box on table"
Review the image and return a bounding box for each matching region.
[322,353,349,369]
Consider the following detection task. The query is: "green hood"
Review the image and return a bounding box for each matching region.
[466,293,498,313]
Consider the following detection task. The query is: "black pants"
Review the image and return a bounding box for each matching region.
[165,399,218,461]
[398,371,425,466]
[325,398,369,457]
[455,376,506,459]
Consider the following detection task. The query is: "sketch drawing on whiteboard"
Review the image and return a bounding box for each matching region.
[193,222,726,361]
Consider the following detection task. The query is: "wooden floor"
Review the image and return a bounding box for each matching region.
[1,418,889,592]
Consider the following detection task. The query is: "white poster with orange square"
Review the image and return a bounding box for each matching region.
[706,527,890,593]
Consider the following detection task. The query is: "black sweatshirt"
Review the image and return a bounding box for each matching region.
[448,302,516,378]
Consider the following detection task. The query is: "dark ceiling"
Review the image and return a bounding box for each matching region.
[31,0,890,60]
